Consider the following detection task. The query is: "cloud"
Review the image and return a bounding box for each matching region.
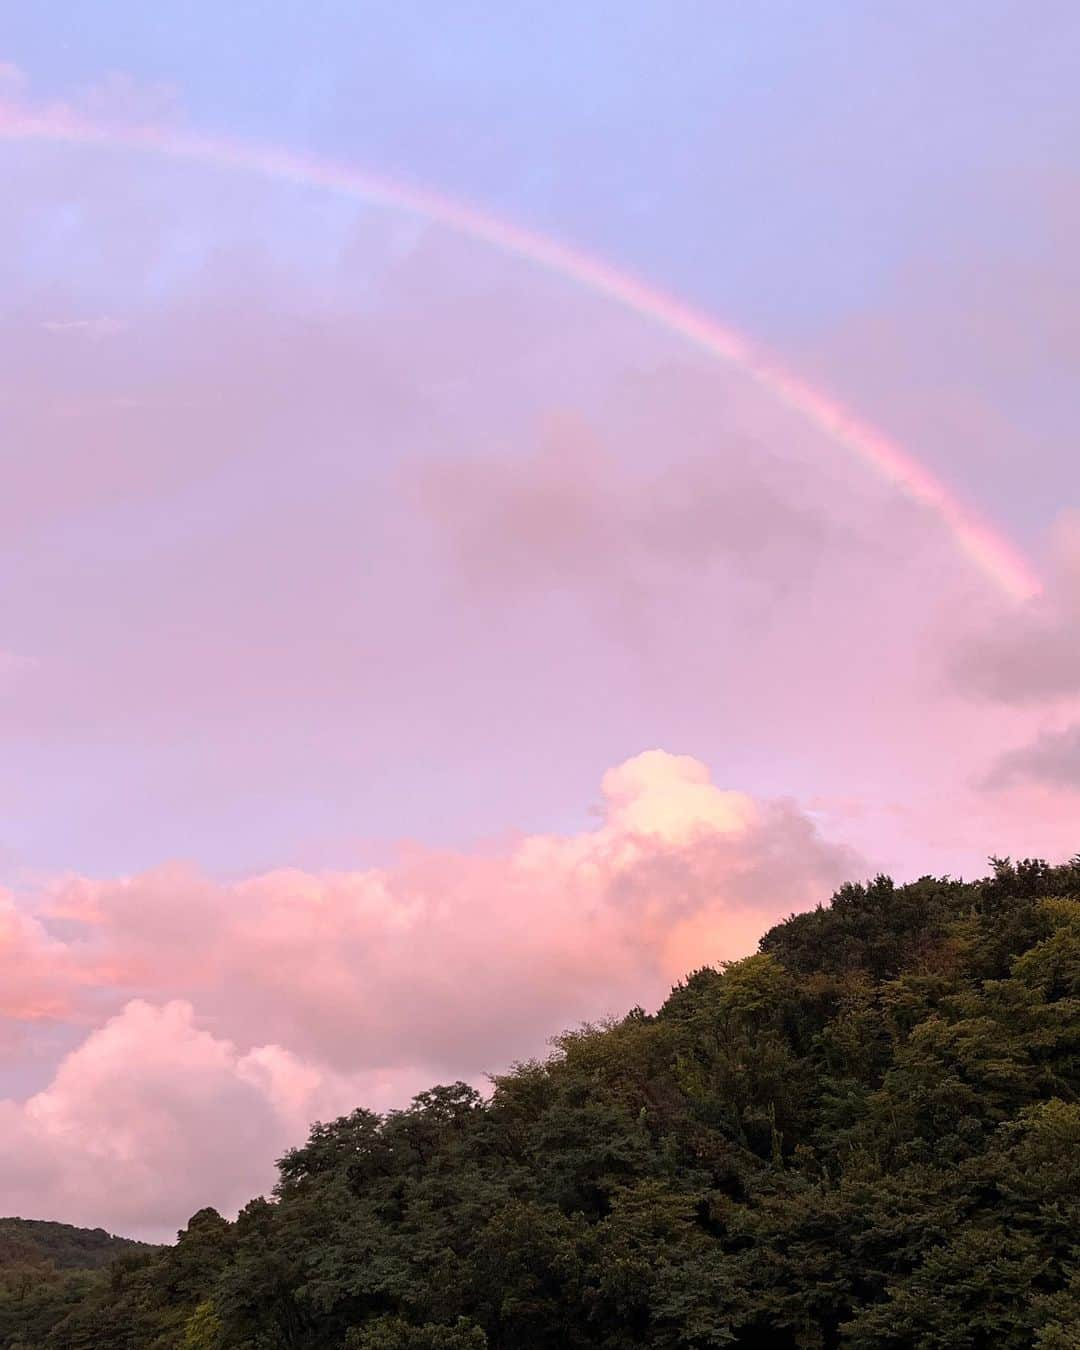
[984,724,1080,792]
[39,317,129,338]
[949,512,1080,704]
[0,751,860,1235]
[34,750,859,1071]
[411,412,845,617]
[0,999,412,1240]
[0,890,79,1020]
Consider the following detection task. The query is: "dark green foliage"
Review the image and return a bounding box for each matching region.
[15,856,1080,1348]
[0,1219,159,1350]
[0,1219,154,1274]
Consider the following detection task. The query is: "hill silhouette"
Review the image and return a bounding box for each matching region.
[0,1218,156,1349]
[0,1219,153,1274]
[5,856,1080,1348]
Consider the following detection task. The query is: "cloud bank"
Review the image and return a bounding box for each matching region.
[0,751,858,1238]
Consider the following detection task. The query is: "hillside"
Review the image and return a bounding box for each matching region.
[8,856,1080,1348]
[0,1219,156,1350]
[0,1219,153,1273]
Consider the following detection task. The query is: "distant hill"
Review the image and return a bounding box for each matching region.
[0,1218,155,1272]
[0,1219,158,1350]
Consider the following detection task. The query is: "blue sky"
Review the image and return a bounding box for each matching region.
[5,3,1075,310]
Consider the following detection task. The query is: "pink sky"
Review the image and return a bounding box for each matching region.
[2,59,1080,1238]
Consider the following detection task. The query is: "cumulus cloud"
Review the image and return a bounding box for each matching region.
[0,751,860,1236]
[0,999,409,1240]
[0,891,78,1020]
[949,511,1080,704]
[36,750,859,1070]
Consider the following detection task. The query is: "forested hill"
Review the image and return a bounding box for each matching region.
[0,1220,156,1350]
[0,1219,153,1272]
[10,856,1080,1349]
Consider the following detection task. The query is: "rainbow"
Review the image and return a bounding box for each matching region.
[0,102,1042,601]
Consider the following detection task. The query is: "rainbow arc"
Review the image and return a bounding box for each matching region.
[0,103,1042,602]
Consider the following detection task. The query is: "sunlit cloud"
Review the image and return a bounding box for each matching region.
[0,751,858,1234]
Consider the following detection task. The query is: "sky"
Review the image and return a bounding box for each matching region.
[2,1,1080,1239]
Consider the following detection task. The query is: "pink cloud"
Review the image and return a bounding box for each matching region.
[0,999,415,1240]
[0,890,80,1021]
[410,411,848,615]
[0,751,859,1235]
[34,751,859,1070]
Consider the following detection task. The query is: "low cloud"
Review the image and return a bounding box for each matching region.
[1,751,860,1236]
[36,750,858,1070]
[0,999,415,1240]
